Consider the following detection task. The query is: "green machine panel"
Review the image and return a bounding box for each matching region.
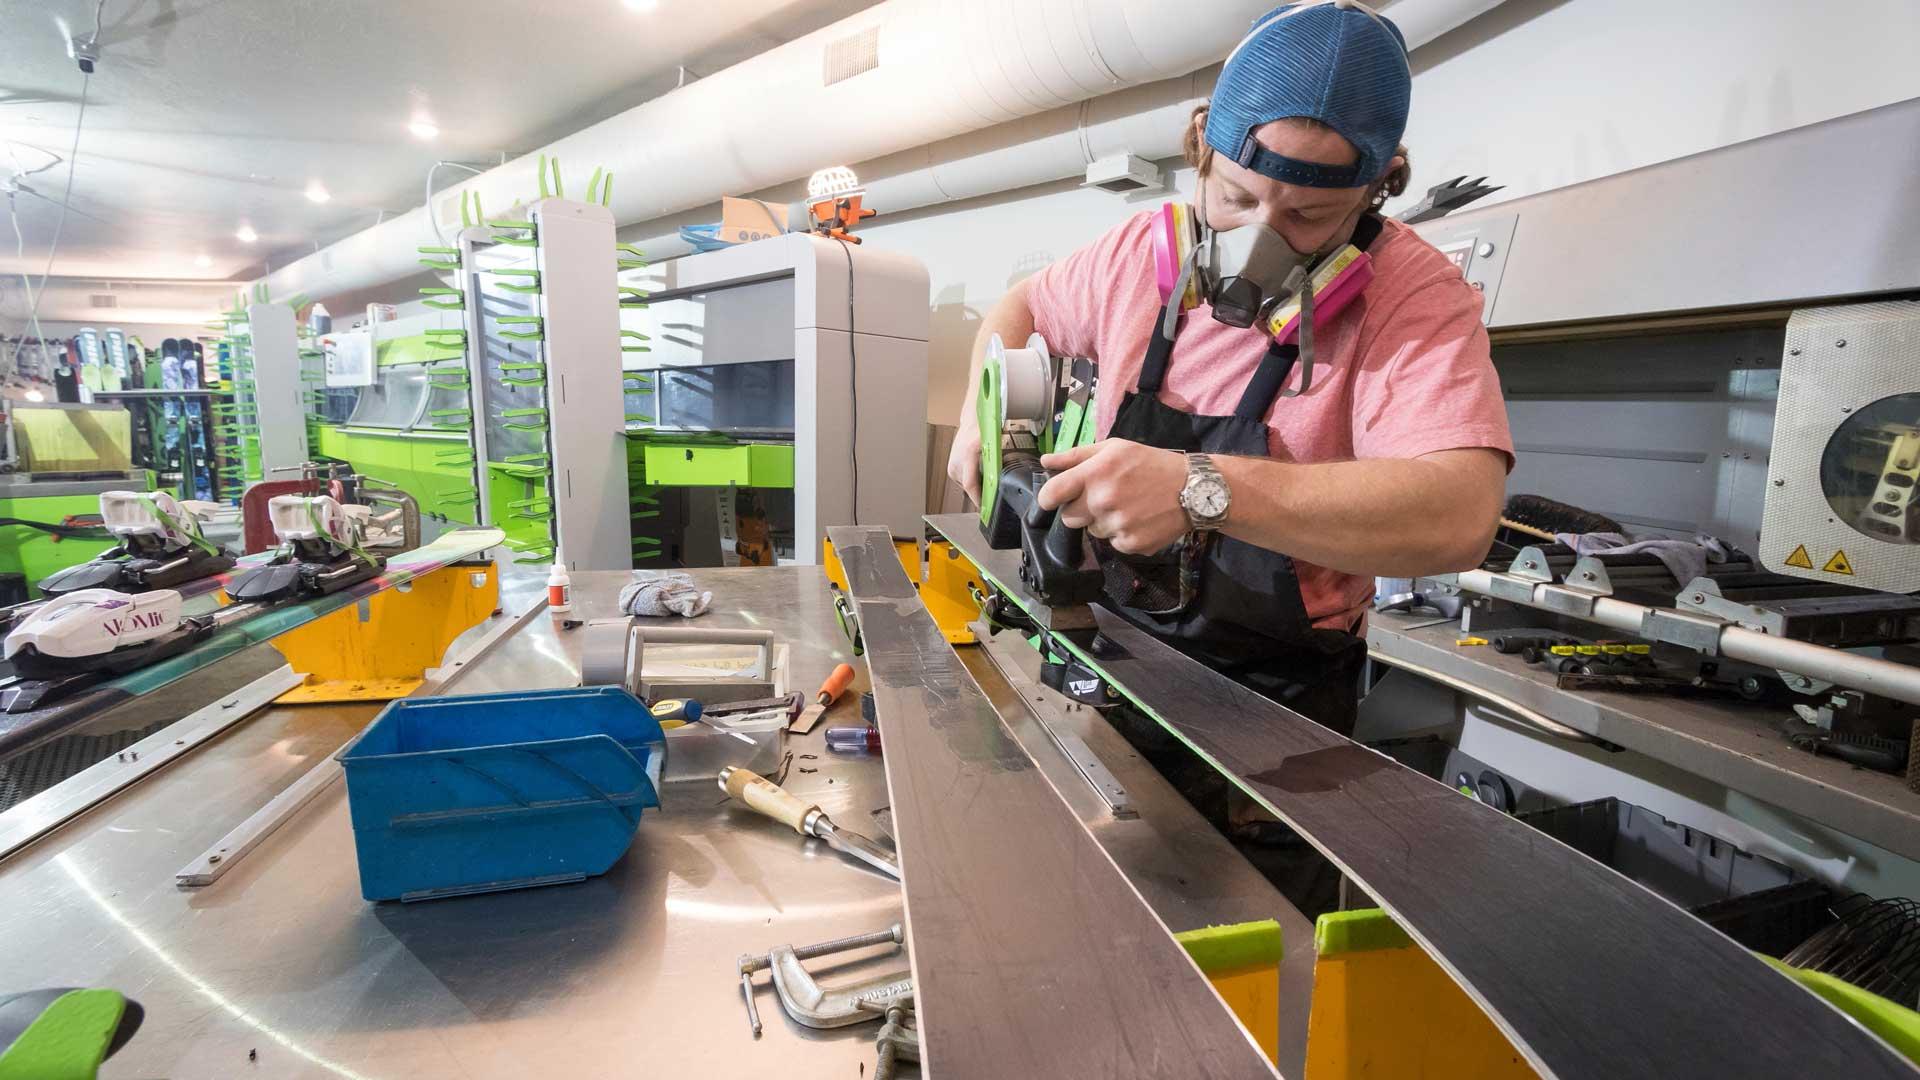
[313,425,479,524]
[0,493,121,599]
[641,440,793,488]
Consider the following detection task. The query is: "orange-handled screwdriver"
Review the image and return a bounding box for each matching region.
[791,662,857,734]
[816,663,855,707]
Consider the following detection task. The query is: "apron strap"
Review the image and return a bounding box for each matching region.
[1146,214,1380,405]
[1138,291,1183,394]
[1234,341,1299,420]
[1351,212,1384,252]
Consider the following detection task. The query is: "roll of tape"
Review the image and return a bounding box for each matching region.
[580,619,635,689]
[993,332,1053,425]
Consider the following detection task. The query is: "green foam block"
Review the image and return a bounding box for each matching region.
[1175,919,1286,974]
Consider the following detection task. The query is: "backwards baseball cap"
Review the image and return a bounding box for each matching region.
[1204,1,1411,189]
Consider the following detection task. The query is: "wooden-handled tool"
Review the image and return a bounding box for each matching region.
[719,765,899,879]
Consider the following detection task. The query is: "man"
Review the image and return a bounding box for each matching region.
[947,0,1511,738]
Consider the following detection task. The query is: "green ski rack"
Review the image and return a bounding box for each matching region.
[420,287,464,311]
[488,219,538,248]
[418,245,461,272]
[487,268,541,294]
[496,317,544,342]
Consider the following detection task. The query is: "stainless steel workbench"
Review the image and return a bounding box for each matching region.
[0,566,1309,1078]
[1367,609,1920,863]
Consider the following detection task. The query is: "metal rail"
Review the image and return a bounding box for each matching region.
[0,666,305,862]
[1454,568,1920,705]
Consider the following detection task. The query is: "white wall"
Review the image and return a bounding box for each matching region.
[871,0,1920,430]
[859,164,1196,430]
[1395,0,1920,213]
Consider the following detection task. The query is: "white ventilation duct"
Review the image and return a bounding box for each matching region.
[261,0,1504,303]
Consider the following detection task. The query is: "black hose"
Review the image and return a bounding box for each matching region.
[0,516,111,540]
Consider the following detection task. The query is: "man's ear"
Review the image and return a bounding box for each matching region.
[1182,103,1215,175]
[1368,149,1412,210]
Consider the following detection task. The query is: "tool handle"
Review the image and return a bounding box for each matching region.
[816,662,856,706]
[720,766,816,834]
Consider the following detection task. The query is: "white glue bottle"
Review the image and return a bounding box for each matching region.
[547,560,573,613]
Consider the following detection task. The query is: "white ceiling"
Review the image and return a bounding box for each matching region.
[0,0,875,326]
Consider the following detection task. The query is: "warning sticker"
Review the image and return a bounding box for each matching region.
[1823,549,1855,576]
[1784,544,1815,570]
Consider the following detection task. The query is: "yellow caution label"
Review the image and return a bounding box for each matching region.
[1455,636,1488,647]
[1575,645,1601,655]
[1823,549,1855,576]
[1600,644,1627,655]
[1550,645,1577,656]
[1784,544,1815,570]
[1627,644,1652,655]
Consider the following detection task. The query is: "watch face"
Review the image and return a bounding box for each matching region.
[1191,477,1229,520]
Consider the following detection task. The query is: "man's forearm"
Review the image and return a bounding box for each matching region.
[1214,450,1505,577]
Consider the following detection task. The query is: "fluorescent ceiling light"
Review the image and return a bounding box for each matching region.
[236,224,258,243]
[194,254,212,268]
[304,181,331,204]
[409,117,439,140]
[624,0,660,11]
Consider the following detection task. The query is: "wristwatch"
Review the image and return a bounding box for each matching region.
[1178,453,1231,531]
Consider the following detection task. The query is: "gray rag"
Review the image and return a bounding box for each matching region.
[618,571,713,618]
[1555,531,1729,585]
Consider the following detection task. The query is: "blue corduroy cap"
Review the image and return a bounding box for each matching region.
[1204,1,1411,189]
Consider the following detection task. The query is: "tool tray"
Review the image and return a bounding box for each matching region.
[337,686,665,901]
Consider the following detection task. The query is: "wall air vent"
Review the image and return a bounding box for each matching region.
[89,293,119,309]
[823,26,880,86]
[1082,153,1163,195]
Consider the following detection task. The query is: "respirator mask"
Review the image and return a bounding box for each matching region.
[1194,220,1316,331]
[1155,173,1357,398]
[1185,174,1323,332]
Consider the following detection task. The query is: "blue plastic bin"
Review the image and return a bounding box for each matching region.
[336,686,666,902]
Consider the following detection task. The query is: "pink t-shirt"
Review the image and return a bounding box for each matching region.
[1025,211,1513,631]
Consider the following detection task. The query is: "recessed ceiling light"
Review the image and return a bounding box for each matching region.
[624,0,659,11]
[305,181,331,204]
[409,117,440,140]
[195,254,212,268]
[236,224,258,243]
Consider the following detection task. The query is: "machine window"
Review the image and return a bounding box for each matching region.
[1821,392,1920,545]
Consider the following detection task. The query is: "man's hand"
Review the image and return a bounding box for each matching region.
[1038,440,1189,554]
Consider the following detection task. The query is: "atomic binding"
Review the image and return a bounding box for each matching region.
[225,495,386,604]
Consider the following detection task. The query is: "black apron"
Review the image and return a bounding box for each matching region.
[1096,216,1383,737]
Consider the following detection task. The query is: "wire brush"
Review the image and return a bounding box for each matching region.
[1502,494,1623,538]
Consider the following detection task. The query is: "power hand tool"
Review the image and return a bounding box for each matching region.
[975,333,1104,608]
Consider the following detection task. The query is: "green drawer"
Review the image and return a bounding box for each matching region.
[643,442,793,488]
[748,443,793,488]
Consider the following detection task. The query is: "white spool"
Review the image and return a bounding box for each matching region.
[993,332,1054,426]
